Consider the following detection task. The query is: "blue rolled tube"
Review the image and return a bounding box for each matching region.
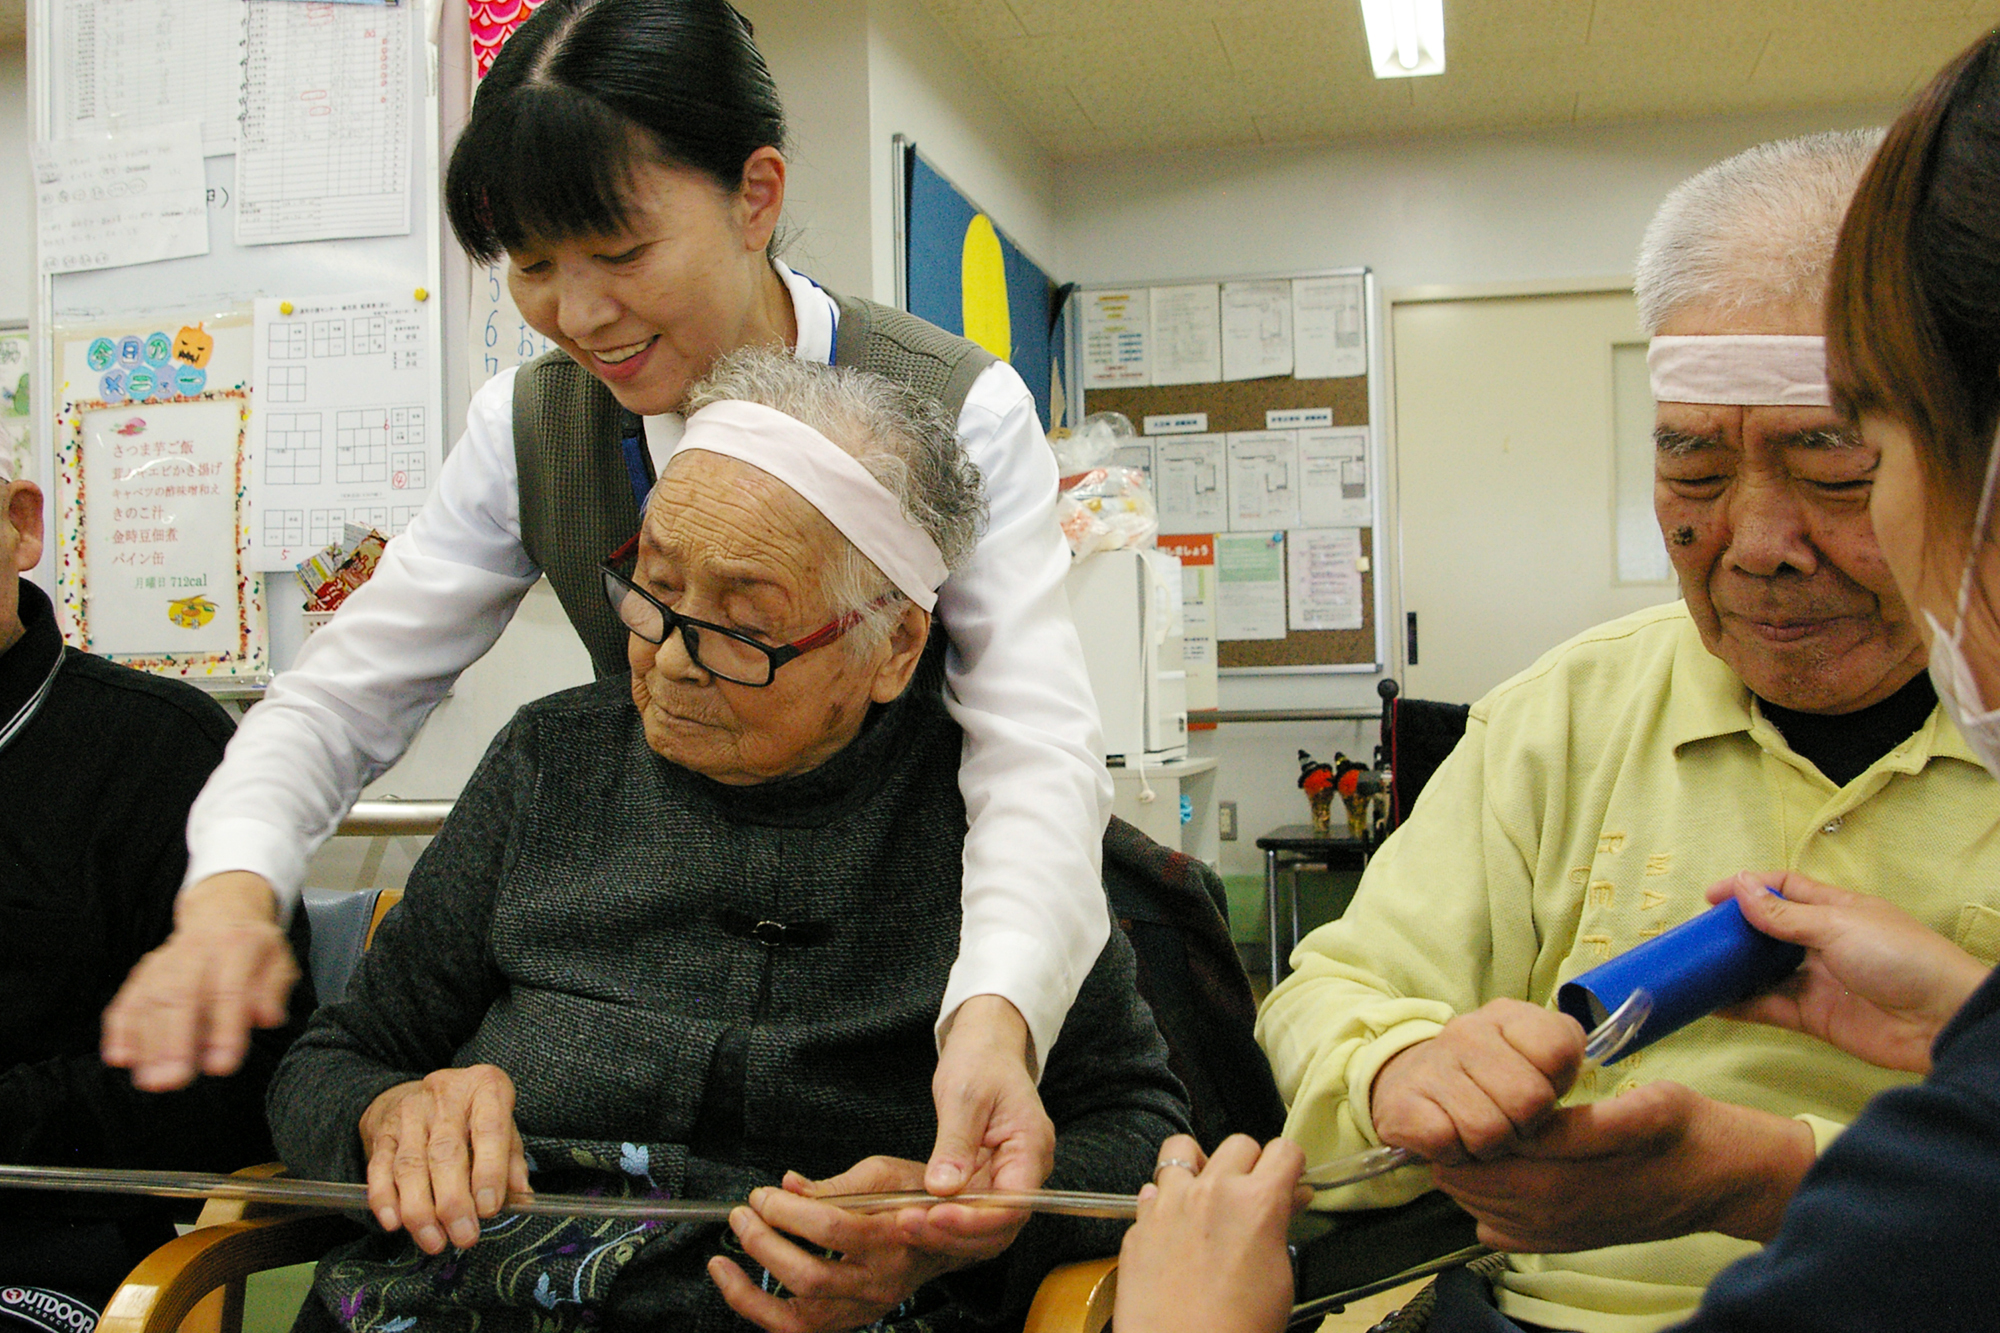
[1556,896,1805,1064]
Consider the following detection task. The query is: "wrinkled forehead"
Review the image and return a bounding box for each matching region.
[638,451,839,581]
[1653,401,1853,455]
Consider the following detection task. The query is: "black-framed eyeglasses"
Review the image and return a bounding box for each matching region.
[600,535,865,687]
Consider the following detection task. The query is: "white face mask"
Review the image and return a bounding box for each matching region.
[1926,426,2000,778]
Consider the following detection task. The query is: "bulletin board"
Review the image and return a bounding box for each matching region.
[897,138,1067,432]
[29,0,448,681]
[1079,270,1385,675]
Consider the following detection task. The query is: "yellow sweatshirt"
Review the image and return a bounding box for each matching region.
[1259,601,2000,1333]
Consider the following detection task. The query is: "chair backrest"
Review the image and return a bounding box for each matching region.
[1102,817,1287,1150]
[1380,685,1471,833]
[301,887,401,1004]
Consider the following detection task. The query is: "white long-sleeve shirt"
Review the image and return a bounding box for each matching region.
[185,262,1114,1066]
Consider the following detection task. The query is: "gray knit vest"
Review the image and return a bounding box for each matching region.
[512,292,998,679]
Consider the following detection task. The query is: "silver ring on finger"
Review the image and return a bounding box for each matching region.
[1152,1157,1198,1183]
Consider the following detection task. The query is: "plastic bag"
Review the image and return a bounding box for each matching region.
[1052,410,1135,474]
[1054,412,1158,557]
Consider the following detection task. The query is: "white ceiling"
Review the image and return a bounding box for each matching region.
[914,0,2000,161]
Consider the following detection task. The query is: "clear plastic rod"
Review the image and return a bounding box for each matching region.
[0,1164,1138,1223]
[0,992,1654,1226]
[1297,987,1655,1192]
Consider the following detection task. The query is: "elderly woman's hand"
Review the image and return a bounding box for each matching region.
[357,1064,530,1255]
[709,1156,1027,1333]
[1707,871,1992,1073]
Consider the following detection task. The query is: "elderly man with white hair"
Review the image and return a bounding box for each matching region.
[1258,130,2000,1332]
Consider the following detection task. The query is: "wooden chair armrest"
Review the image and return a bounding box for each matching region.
[190,1162,293,1227]
[98,1212,360,1333]
[1024,1256,1119,1333]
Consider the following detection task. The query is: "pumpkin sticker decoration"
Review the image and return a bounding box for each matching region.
[168,594,219,630]
[172,324,215,369]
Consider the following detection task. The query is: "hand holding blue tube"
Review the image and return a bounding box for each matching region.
[1557,888,1805,1064]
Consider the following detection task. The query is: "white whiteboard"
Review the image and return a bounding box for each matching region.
[31,0,448,678]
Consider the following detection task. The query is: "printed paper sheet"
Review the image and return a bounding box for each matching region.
[1288,528,1364,631]
[1155,434,1227,535]
[57,0,247,156]
[1215,532,1286,641]
[237,2,412,245]
[1155,533,1217,710]
[1293,275,1366,379]
[53,310,266,678]
[248,291,441,569]
[1149,283,1220,386]
[1226,430,1300,531]
[0,333,28,481]
[34,127,210,274]
[472,0,548,77]
[81,399,244,654]
[1221,280,1293,381]
[1081,288,1149,389]
[1299,427,1371,526]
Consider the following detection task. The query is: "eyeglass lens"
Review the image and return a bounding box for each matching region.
[601,568,776,686]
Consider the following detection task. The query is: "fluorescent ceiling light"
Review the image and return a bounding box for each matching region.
[1359,0,1446,79]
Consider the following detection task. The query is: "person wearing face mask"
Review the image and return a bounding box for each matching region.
[1256,128,2000,1333]
[98,0,1112,1205]
[1657,27,2000,1330]
[1114,74,2000,1333]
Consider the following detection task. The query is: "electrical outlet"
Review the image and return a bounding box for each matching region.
[1218,800,1238,841]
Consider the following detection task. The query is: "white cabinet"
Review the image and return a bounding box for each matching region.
[1067,549,1189,763]
[1110,756,1219,867]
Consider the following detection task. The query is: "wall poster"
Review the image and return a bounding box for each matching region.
[51,309,267,680]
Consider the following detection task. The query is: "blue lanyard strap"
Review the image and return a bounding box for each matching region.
[619,412,651,513]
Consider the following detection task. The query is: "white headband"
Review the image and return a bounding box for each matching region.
[1648,335,1831,407]
[671,400,947,613]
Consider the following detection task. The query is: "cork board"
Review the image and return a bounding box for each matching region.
[1085,373,1377,671]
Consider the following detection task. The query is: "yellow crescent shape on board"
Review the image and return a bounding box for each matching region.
[960,215,1011,362]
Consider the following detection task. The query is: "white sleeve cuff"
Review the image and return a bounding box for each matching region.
[181,816,311,924]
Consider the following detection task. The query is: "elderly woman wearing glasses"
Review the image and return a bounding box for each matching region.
[266,347,1188,1333]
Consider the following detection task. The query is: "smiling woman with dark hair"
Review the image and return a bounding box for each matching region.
[107,0,1118,1207]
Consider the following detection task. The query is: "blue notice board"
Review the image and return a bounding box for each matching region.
[904,147,1065,431]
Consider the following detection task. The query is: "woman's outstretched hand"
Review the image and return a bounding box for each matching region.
[1709,871,1991,1073]
[710,1155,1026,1333]
[925,995,1055,1198]
[1112,1134,1307,1333]
[358,1064,530,1254]
[101,871,300,1090]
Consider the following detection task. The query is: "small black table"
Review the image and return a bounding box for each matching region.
[1256,824,1371,989]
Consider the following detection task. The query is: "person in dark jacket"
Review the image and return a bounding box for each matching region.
[0,460,300,1333]
[267,350,1189,1333]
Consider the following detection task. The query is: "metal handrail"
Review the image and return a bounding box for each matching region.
[1191,708,1383,724]
[334,801,453,837]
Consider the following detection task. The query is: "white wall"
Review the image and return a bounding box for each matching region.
[1056,105,1897,292]
[738,0,877,298]
[865,0,1060,304]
